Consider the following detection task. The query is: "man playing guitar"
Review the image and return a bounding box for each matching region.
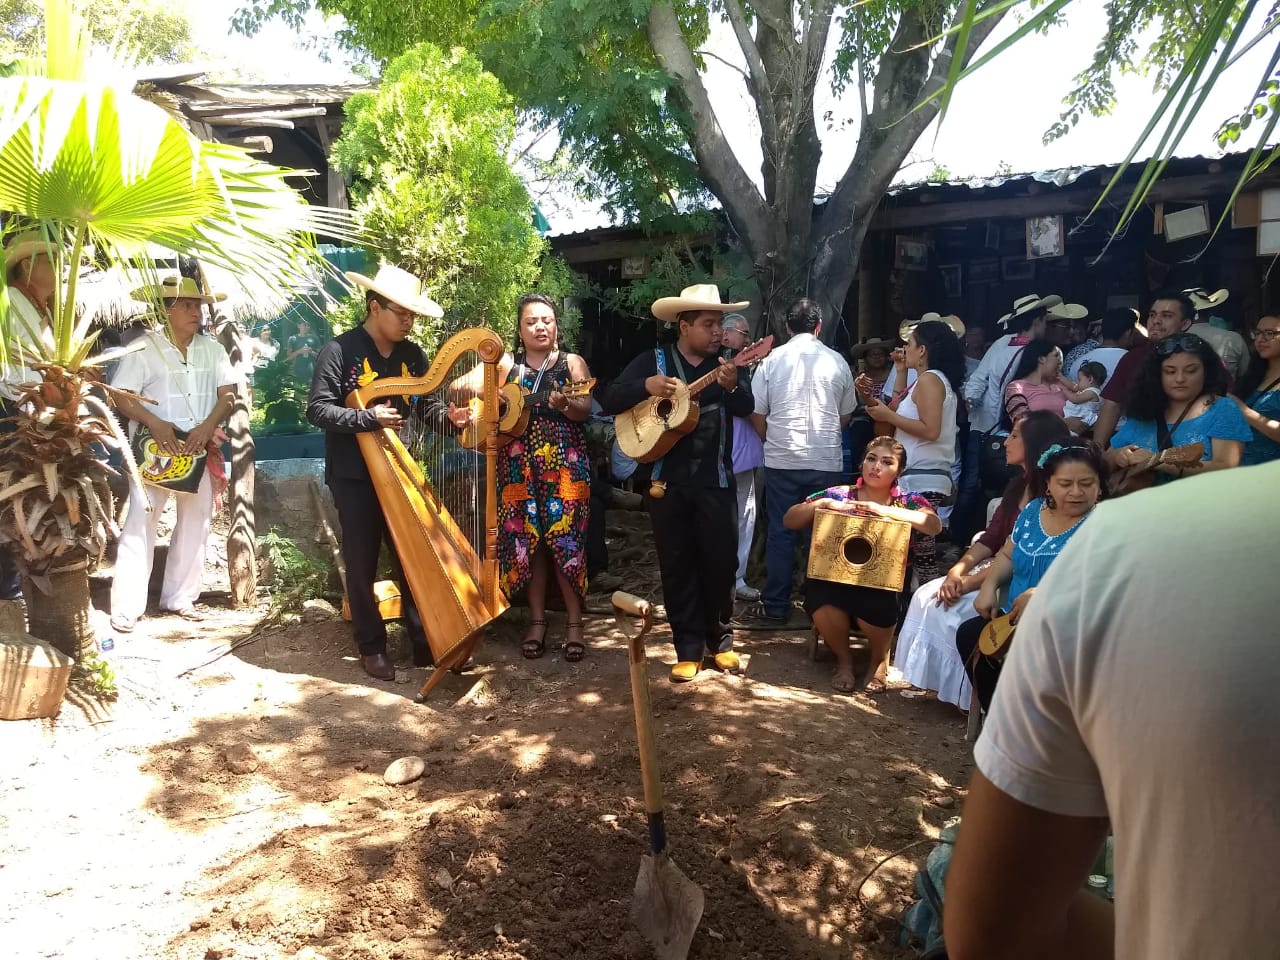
[597,284,755,683]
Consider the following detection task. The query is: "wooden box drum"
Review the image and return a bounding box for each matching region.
[807,508,911,592]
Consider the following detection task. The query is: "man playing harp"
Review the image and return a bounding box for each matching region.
[306,265,467,681]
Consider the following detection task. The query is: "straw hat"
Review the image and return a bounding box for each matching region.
[3,230,60,266]
[131,274,226,304]
[345,264,444,319]
[1046,301,1089,321]
[1183,287,1229,312]
[902,312,966,340]
[651,283,750,323]
[851,337,898,358]
[997,293,1063,328]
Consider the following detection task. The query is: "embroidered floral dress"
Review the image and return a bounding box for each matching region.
[497,354,591,598]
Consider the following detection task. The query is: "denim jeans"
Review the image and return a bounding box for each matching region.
[950,429,987,546]
[762,467,845,617]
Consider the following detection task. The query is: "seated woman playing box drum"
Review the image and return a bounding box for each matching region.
[784,436,942,695]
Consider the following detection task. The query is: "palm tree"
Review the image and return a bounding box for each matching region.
[0,0,357,658]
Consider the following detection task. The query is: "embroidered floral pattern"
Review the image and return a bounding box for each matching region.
[497,360,591,598]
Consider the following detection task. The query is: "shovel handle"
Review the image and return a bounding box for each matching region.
[616,592,667,857]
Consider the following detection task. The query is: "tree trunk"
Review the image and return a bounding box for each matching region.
[21,564,94,661]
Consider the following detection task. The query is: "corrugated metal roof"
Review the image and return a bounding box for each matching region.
[886,163,1100,196]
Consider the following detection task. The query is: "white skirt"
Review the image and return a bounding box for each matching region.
[894,576,975,710]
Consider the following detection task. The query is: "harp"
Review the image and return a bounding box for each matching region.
[345,328,509,701]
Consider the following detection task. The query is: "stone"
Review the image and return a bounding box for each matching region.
[224,743,260,775]
[0,633,73,721]
[300,599,338,623]
[388,923,409,942]
[384,756,426,786]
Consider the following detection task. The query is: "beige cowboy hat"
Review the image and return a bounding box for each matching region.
[1183,287,1229,312]
[851,337,898,358]
[345,264,444,319]
[651,283,750,323]
[3,229,62,266]
[997,293,1064,328]
[902,312,966,340]
[1046,301,1090,321]
[131,274,226,304]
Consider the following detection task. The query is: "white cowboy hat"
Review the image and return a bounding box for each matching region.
[131,274,226,304]
[851,337,898,358]
[3,229,61,266]
[651,283,750,323]
[345,264,444,319]
[1046,301,1089,321]
[997,293,1063,328]
[1183,287,1229,312]
[903,312,966,340]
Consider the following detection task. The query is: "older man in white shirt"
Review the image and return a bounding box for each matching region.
[109,276,236,633]
[746,299,856,622]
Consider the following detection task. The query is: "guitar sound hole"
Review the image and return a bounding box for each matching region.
[654,398,673,418]
[843,536,873,566]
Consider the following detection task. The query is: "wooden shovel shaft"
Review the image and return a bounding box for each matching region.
[614,592,667,857]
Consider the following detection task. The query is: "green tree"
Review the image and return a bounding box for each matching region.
[237,0,1279,337]
[1,0,193,62]
[330,42,549,350]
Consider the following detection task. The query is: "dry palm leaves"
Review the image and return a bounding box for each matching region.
[0,366,131,588]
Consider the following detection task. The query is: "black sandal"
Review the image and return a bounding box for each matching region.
[563,621,585,662]
[522,620,547,659]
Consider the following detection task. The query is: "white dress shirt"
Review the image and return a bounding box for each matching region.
[753,333,857,472]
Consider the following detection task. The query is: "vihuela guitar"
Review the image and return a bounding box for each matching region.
[459,377,596,450]
[1107,442,1205,496]
[614,336,773,464]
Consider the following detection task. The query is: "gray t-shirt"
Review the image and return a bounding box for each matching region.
[976,462,1280,959]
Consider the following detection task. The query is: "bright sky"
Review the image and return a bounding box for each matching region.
[179,1,1273,233]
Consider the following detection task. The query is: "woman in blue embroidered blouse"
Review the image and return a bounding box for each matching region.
[1233,315,1280,465]
[955,440,1105,711]
[784,436,942,695]
[1108,333,1250,481]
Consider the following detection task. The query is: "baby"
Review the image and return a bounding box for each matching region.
[1062,361,1107,434]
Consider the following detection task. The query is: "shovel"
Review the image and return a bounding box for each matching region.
[611,591,705,960]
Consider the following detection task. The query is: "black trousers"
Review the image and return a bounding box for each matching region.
[587,477,610,577]
[956,614,1002,712]
[646,484,737,663]
[328,477,428,658]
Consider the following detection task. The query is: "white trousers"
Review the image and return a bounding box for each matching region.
[110,472,214,620]
[734,467,759,588]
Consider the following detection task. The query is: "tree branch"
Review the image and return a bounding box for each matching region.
[722,0,778,146]
[646,2,770,256]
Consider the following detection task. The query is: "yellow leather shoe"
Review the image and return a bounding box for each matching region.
[670,661,701,683]
[710,651,741,673]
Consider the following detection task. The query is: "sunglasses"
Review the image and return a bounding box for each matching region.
[1251,328,1280,343]
[1155,334,1204,357]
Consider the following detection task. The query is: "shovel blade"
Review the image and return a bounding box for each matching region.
[631,853,704,960]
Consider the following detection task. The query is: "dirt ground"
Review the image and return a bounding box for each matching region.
[0,510,977,960]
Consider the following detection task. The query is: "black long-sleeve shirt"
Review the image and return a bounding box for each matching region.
[307,327,434,483]
[597,345,753,489]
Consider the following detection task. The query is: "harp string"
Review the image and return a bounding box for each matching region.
[402,349,486,585]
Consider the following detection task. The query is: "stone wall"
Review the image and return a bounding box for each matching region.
[254,459,333,563]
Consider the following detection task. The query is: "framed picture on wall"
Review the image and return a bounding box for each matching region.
[1026,215,1065,259]
[940,264,962,298]
[621,256,649,279]
[895,236,929,271]
[1002,257,1034,281]
[969,259,1000,284]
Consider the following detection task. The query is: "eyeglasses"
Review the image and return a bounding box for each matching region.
[1155,333,1204,357]
[1251,328,1280,343]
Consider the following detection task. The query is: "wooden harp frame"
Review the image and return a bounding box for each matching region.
[345,327,508,700]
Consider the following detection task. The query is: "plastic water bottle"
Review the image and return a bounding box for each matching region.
[99,635,114,653]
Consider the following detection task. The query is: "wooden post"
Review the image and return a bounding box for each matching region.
[212,309,258,608]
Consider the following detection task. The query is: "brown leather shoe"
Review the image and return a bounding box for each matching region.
[360,652,395,680]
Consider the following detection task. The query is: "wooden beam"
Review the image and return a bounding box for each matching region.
[223,136,274,154]
[189,105,330,120]
[206,116,295,129]
[870,172,1280,231]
